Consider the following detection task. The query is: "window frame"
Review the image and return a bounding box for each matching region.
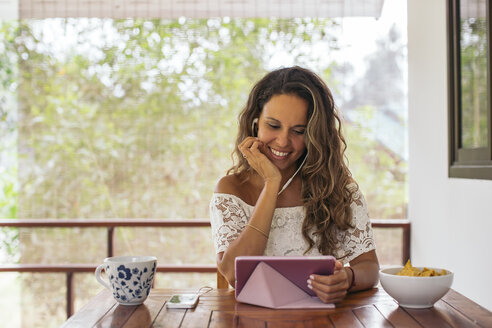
[447,0,492,180]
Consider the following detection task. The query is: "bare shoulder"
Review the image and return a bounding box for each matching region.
[214,174,244,196]
[214,172,251,200]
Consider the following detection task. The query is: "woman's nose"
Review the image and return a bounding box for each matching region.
[276,130,290,147]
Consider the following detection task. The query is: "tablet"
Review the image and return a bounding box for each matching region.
[235,255,336,297]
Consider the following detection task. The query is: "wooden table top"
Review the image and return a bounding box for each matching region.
[61,287,492,328]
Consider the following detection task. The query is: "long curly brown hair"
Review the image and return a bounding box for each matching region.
[228,66,357,255]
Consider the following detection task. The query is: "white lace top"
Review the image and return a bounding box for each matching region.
[209,189,376,264]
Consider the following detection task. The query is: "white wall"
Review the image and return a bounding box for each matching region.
[408,0,492,311]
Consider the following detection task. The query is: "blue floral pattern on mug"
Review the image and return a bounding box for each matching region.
[108,261,156,303]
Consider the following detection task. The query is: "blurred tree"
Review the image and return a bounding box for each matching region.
[460,16,487,148]
[337,24,407,219]
[0,21,19,262]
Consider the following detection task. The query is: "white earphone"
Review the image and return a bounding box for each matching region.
[277,153,307,195]
[251,118,258,137]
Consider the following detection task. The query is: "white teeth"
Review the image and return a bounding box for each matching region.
[271,148,289,157]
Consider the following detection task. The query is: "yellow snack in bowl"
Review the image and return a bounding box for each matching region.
[395,259,420,276]
[395,260,447,277]
[421,268,436,277]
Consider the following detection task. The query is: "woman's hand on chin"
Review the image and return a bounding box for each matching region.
[239,137,281,184]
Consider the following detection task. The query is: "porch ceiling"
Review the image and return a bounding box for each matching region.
[1,0,385,19]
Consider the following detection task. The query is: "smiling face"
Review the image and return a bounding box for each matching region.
[257,93,308,173]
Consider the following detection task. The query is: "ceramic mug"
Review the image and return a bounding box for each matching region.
[95,255,157,305]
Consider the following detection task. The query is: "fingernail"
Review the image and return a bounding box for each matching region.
[309,275,314,280]
[307,279,311,285]
[307,283,312,290]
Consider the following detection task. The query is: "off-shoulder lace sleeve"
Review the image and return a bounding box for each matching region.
[333,188,376,264]
[209,193,250,254]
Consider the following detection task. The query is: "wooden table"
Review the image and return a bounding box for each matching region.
[61,287,492,327]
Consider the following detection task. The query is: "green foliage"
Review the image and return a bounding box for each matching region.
[345,106,407,219]
[13,18,343,219]
[0,21,19,261]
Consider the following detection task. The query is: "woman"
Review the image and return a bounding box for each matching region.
[209,66,379,303]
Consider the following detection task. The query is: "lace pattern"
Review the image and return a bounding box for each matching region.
[209,190,376,264]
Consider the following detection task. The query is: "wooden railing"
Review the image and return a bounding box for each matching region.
[0,218,410,319]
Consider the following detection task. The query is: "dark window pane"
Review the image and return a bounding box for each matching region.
[459,0,488,149]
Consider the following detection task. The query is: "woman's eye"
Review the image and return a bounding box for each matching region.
[293,129,305,135]
[267,124,280,129]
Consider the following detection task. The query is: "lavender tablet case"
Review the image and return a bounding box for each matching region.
[235,256,336,309]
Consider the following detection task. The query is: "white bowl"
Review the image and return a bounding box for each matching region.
[379,266,454,308]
